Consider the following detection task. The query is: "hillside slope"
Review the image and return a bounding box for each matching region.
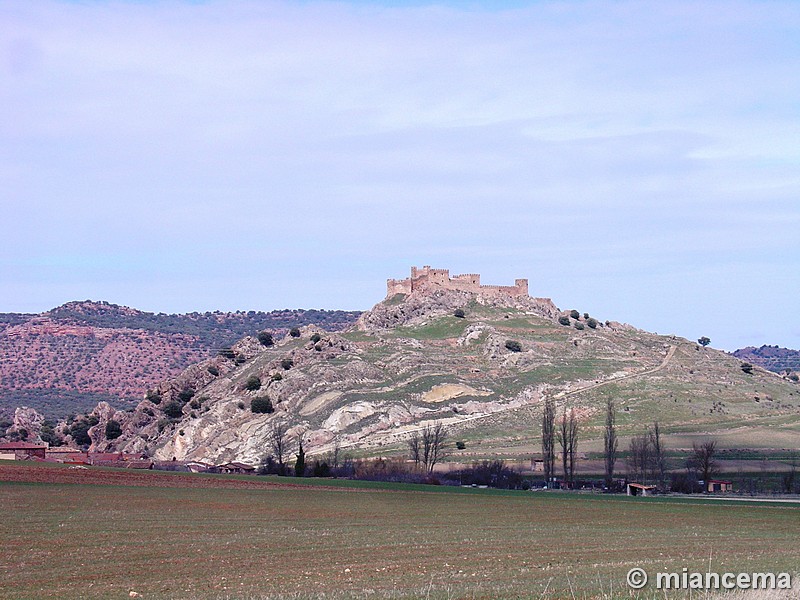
[81,287,800,465]
[0,301,360,417]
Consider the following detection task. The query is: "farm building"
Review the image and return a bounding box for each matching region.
[46,447,87,462]
[627,483,656,497]
[707,480,733,493]
[0,442,47,460]
[217,462,256,474]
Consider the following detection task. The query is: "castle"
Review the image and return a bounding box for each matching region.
[386,266,528,298]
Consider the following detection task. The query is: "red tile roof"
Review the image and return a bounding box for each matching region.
[0,442,46,450]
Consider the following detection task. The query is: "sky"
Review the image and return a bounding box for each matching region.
[2,0,799,352]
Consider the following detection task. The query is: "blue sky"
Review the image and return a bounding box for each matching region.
[2,0,799,351]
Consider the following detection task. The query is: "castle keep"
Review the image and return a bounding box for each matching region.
[386,266,528,298]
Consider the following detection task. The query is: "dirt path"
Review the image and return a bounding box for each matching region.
[330,345,678,452]
[553,344,677,400]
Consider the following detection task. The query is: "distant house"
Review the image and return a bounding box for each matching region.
[707,480,733,493]
[185,461,214,473]
[627,483,657,497]
[0,442,47,460]
[217,462,256,475]
[47,448,89,464]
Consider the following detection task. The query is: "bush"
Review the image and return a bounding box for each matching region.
[281,358,293,370]
[69,420,92,446]
[162,401,184,419]
[583,313,590,320]
[258,331,274,347]
[289,327,301,338]
[271,372,283,381]
[146,389,162,405]
[456,441,466,450]
[586,318,598,329]
[558,316,571,326]
[251,396,274,414]
[505,340,522,352]
[244,375,262,391]
[105,420,123,440]
[207,366,219,377]
[178,387,195,403]
[237,401,245,410]
[312,461,331,477]
[310,333,321,343]
[570,309,580,320]
[218,347,236,360]
[453,308,465,319]
[741,362,754,374]
[575,322,585,330]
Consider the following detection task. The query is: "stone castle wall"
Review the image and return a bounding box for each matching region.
[386,266,528,298]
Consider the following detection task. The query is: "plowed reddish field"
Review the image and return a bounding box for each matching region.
[1,462,799,600]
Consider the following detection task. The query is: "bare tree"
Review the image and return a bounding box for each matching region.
[649,422,667,489]
[541,397,556,486]
[269,421,293,475]
[688,440,718,489]
[628,433,651,483]
[557,408,578,487]
[421,423,449,474]
[603,399,618,489]
[408,431,422,469]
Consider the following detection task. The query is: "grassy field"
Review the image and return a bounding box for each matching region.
[1,464,799,599]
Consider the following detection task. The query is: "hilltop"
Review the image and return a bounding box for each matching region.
[732,345,800,375]
[39,267,798,466]
[0,300,360,418]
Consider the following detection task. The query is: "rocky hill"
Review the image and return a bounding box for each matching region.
[43,281,799,466]
[732,345,800,375]
[0,301,360,418]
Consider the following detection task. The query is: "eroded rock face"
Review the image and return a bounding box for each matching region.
[73,279,800,467]
[8,406,45,442]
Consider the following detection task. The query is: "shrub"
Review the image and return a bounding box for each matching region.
[505,340,522,352]
[586,318,598,329]
[741,362,754,374]
[289,327,301,338]
[312,461,331,477]
[244,375,262,391]
[178,387,195,403]
[570,309,580,320]
[237,401,245,410]
[251,396,274,414]
[69,420,91,446]
[271,372,283,381]
[234,354,247,365]
[146,389,162,405]
[575,322,584,330]
[310,333,321,343]
[281,358,293,370]
[583,312,590,320]
[218,347,236,360]
[558,316,571,326]
[258,331,274,347]
[105,420,123,440]
[456,441,466,450]
[453,308,465,319]
[189,399,200,410]
[162,401,184,419]
[697,336,711,347]
[207,366,219,377]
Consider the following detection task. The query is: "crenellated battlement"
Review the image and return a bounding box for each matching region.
[386,266,528,299]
